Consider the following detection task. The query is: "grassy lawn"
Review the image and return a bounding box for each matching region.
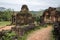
[0,21,11,27]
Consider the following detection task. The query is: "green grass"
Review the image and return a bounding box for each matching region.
[0,21,11,27]
[49,34,55,40]
[51,31,55,40]
[51,28,55,40]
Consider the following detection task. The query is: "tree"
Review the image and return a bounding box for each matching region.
[0,8,13,21]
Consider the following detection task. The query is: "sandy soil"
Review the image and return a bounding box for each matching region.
[27,25,53,40]
[0,25,15,31]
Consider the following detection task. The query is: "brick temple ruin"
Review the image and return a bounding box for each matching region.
[41,7,60,24]
[11,5,35,37]
[11,5,35,25]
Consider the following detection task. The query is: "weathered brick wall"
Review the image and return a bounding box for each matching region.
[41,7,59,24]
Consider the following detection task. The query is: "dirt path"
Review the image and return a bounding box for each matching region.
[0,25,15,31]
[27,25,53,40]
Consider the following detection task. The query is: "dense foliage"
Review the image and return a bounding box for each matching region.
[0,9,12,21]
[0,30,17,40]
[53,22,60,40]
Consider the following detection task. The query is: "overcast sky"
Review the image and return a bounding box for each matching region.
[0,0,60,11]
